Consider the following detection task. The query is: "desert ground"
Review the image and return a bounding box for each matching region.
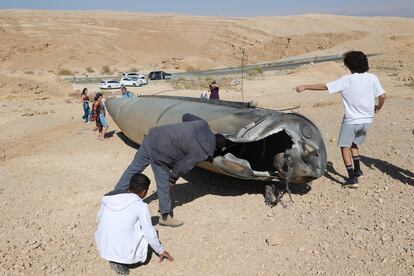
[0,10,413,275]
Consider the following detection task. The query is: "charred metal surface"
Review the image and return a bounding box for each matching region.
[106,95,327,184]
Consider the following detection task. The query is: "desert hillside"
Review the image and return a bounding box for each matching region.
[0,10,413,76]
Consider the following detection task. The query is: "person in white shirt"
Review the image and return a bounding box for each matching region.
[95,173,173,275]
[294,51,386,188]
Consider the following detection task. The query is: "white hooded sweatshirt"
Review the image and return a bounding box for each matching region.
[95,193,164,264]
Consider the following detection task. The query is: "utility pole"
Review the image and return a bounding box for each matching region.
[241,48,245,102]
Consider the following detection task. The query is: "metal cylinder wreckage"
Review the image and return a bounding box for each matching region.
[106,96,327,185]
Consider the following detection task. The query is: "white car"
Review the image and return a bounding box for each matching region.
[120,77,143,87]
[98,80,122,89]
[122,72,148,85]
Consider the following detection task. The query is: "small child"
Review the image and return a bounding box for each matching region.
[295,51,386,188]
[95,173,173,275]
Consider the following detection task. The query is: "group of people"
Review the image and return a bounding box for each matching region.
[81,86,135,141]
[94,50,385,274]
[95,112,228,274]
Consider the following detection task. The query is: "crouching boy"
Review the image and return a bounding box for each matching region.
[95,173,173,275]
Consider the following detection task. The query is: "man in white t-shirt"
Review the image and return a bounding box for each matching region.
[294,51,386,188]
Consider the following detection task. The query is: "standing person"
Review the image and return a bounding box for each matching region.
[114,113,228,227]
[90,93,101,133]
[96,173,174,275]
[209,80,220,100]
[91,93,109,140]
[295,51,386,188]
[121,85,134,99]
[81,88,90,122]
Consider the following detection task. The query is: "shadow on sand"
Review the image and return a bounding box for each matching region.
[324,161,347,185]
[144,167,312,214]
[117,131,140,149]
[115,131,312,217]
[324,157,414,187]
[360,155,413,186]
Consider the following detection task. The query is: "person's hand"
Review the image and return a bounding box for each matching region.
[159,251,174,262]
[374,105,380,113]
[170,181,176,188]
[295,85,307,93]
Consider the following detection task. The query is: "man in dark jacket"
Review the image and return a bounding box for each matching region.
[114,113,227,227]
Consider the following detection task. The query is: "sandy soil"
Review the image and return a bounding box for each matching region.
[0,10,413,275]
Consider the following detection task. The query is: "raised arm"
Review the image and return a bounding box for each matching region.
[295,83,328,93]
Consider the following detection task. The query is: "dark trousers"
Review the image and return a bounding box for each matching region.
[114,138,172,214]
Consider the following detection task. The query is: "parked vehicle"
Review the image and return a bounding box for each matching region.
[98,80,122,89]
[122,72,148,85]
[131,76,148,85]
[148,71,172,80]
[120,77,143,87]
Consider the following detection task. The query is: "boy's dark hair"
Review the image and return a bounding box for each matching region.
[343,51,369,73]
[129,173,150,194]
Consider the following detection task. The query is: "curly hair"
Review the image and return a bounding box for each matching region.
[343,51,369,73]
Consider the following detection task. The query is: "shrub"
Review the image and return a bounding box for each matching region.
[24,70,34,75]
[85,67,94,73]
[254,67,263,74]
[101,65,112,75]
[184,65,197,72]
[57,68,73,76]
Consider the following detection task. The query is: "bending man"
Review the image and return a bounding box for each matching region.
[114,113,227,227]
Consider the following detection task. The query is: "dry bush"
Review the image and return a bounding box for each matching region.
[184,65,198,72]
[101,65,112,75]
[246,67,264,80]
[57,68,73,76]
[129,67,139,72]
[24,70,34,75]
[85,67,94,73]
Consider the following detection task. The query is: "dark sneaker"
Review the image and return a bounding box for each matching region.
[354,170,364,178]
[159,214,183,227]
[343,178,359,188]
[109,262,129,275]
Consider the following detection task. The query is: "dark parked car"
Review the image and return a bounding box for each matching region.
[148,71,172,80]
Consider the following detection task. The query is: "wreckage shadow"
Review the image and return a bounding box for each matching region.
[144,167,312,211]
[115,132,312,209]
[325,161,346,185]
[360,155,414,186]
[117,132,140,149]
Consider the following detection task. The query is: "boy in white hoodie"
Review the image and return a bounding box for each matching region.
[95,173,173,275]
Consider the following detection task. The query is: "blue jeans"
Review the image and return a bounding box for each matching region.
[82,102,90,122]
[114,138,172,215]
[99,114,108,127]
